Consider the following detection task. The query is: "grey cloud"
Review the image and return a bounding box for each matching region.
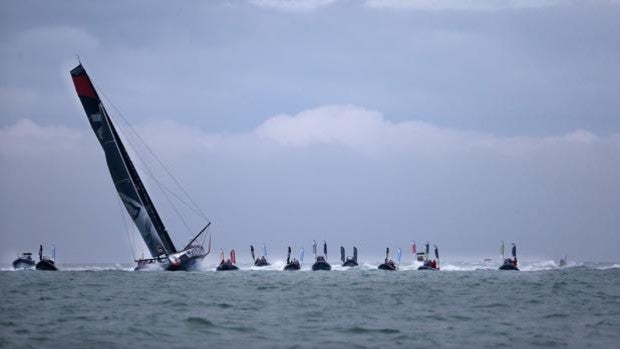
[248,0,339,12]
[1,1,619,264]
[1,107,619,263]
[364,0,562,11]
[1,1,619,136]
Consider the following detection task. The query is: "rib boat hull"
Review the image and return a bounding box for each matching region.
[312,261,331,271]
[36,260,58,271]
[342,259,358,267]
[216,261,239,271]
[378,262,397,271]
[284,261,301,271]
[12,258,35,270]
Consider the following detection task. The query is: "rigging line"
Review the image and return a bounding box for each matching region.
[113,125,203,237]
[79,62,202,236]
[92,82,209,222]
[99,102,195,238]
[117,196,135,261]
[92,90,196,237]
[113,121,195,237]
[201,226,211,246]
[130,164,208,219]
[87,76,209,240]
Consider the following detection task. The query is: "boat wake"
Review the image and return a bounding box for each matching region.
[3,260,617,272]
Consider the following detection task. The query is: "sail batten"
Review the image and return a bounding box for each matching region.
[71,64,177,257]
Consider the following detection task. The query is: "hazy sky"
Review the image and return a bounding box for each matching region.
[1,0,619,263]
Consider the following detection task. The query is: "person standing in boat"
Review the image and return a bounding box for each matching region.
[38,245,43,261]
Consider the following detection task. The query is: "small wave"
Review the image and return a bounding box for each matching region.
[472,302,506,309]
[247,259,286,271]
[3,260,617,272]
[61,265,137,272]
[216,303,234,309]
[186,317,216,328]
[345,326,400,334]
[441,264,490,271]
[594,265,618,270]
[542,313,569,319]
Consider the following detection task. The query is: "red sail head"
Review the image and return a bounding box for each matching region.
[72,75,98,99]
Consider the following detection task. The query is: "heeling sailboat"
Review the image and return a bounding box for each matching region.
[70,64,210,271]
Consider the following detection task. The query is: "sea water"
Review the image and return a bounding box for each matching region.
[1,262,619,348]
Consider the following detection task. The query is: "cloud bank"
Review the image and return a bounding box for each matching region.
[364,0,561,11]
[248,0,339,12]
[247,0,565,12]
[2,105,619,263]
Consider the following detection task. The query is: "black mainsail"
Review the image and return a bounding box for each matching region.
[71,65,206,270]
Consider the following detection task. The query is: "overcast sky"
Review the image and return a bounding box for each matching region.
[1,0,619,264]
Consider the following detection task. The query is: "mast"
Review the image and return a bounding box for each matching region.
[71,64,177,257]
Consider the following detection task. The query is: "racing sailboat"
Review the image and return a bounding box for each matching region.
[71,64,210,271]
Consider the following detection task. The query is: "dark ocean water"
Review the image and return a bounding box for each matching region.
[1,263,619,348]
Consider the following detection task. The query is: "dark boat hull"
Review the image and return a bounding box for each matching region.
[499,264,519,271]
[36,260,58,271]
[134,259,166,271]
[378,263,397,271]
[216,261,239,271]
[135,246,207,271]
[342,259,358,267]
[12,258,35,270]
[284,261,301,271]
[417,265,438,270]
[254,260,270,267]
[312,261,331,271]
[166,254,207,271]
[134,256,206,271]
